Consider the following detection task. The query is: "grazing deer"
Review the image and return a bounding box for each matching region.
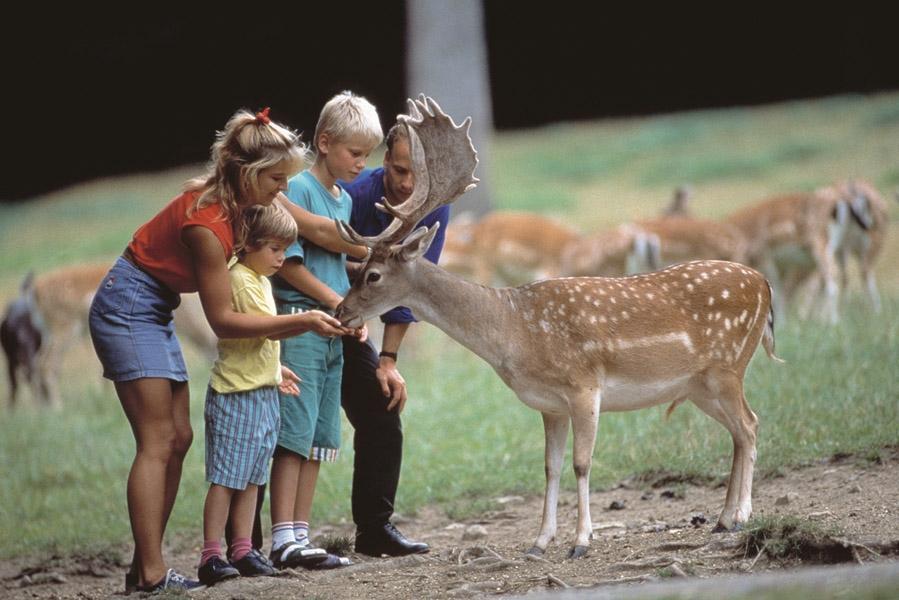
[335,96,782,558]
[827,180,888,312]
[1,263,216,405]
[440,210,581,285]
[725,190,843,322]
[632,215,749,266]
[557,224,661,277]
[558,214,745,280]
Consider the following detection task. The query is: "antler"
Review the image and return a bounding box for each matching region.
[336,94,479,248]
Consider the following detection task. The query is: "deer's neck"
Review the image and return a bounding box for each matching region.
[406,260,518,368]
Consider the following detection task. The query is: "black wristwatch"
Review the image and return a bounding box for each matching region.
[379,351,398,361]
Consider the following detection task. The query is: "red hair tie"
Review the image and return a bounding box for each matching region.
[256,107,271,124]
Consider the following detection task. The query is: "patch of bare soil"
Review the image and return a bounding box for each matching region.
[4,447,898,599]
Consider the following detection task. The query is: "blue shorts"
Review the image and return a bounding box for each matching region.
[205,385,281,489]
[277,304,343,462]
[88,257,188,382]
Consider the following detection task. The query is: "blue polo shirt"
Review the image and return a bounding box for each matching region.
[341,167,449,324]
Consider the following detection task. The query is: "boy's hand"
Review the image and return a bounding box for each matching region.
[279,366,302,396]
[377,358,408,413]
[303,310,349,337]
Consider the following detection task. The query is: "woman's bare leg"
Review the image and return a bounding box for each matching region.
[116,378,193,587]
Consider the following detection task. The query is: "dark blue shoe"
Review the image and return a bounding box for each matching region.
[197,556,239,586]
[137,568,206,593]
[231,549,276,577]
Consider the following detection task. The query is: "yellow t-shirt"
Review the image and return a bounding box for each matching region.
[209,262,282,393]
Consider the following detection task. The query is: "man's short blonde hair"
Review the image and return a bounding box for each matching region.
[314,90,383,151]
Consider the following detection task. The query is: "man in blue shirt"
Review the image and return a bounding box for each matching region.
[340,123,449,556]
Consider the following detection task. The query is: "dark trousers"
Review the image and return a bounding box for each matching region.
[340,335,404,530]
[230,334,403,548]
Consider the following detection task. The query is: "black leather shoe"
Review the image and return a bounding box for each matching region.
[355,522,430,557]
[230,549,276,577]
[197,556,239,586]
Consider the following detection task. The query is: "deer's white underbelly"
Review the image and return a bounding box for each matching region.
[508,373,691,415]
[600,374,692,412]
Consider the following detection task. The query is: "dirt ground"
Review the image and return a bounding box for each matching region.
[3,446,898,599]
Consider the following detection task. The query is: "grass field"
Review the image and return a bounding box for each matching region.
[0,92,897,559]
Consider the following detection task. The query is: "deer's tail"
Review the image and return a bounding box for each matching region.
[763,279,785,363]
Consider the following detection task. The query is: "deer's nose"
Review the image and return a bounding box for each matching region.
[334,302,348,324]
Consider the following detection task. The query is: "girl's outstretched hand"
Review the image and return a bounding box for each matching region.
[303,309,350,337]
[278,366,302,396]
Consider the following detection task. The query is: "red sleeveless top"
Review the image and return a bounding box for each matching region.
[128,191,235,293]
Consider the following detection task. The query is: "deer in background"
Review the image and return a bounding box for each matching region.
[1,263,216,406]
[557,224,662,277]
[724,182,886,323]
[661,184,693,217]
[335,96,782,558]
[630,215,748,266]
[440,210,581,285]
[822,180,888,312]
[557,214,746,280]
[1,272,49,405]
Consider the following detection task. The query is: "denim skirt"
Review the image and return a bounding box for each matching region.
[89,257,188,382]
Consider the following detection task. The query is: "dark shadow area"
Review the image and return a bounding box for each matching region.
[4,4,897,200]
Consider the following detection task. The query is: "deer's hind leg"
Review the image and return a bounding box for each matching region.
[529,412,569,556]
[690,368,758,531]
[567,389,601,558]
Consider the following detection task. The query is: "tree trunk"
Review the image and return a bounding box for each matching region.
[406,0,494,218]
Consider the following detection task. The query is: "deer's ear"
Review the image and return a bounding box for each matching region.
[398,223,441,262]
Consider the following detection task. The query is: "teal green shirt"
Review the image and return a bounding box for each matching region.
[271,170,352,309]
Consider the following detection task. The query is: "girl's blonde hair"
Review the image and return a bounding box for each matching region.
[237,204,298,257]
[313,90,383,153]
[186,108,309,230]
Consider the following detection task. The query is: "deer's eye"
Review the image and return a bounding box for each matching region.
[366,271,381,284]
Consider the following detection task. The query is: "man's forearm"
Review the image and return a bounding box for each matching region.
[381,322,411,355]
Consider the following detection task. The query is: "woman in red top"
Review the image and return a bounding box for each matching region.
[89,108,364,593]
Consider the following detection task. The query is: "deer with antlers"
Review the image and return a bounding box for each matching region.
[335,96,781,558]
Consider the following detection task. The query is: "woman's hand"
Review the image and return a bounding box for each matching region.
[302,309,350,337]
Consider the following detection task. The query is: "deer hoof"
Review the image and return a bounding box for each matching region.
[525,546,545,557]
[712,522,743,533]
[567,545,589,559]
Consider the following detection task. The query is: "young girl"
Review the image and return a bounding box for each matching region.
[88,107,364,593]
[198,204,302,586]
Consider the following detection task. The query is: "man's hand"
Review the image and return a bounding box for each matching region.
[376,357,408,412]
[352,323,369,343]
[303,309,350,337]
[279,366,302,396]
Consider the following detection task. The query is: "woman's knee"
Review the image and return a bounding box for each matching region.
[171,425,194,458]
[136,425,192,459]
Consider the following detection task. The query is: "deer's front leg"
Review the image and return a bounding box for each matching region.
[568,390,601,558]
[528,412,569,556]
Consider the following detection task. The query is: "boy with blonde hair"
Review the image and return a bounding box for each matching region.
[268,91,383,569]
